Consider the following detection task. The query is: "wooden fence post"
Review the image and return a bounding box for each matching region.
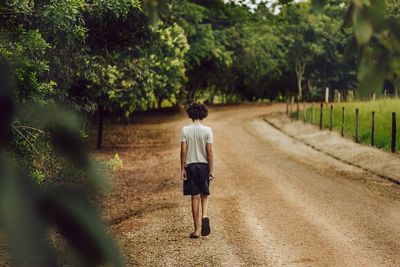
[371,111,375,146]
[329,105,333,131]
[325,87,329,103]
[392,112,397,153]
[348,90,354,102]
[355,108,359,143]
[341,107,345,137]
[311,103,315,124]
[319,103,323,130]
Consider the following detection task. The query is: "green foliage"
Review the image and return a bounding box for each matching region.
[314,0,400,97]
[101,153,124,172]
[276,1,356,99]
[173,0,236,101]
[312,0,328,12]
[102,21,189,114]
[151,23,189,101]
[32,169,46,184]
[0,28,54,102]
[175,0,359,102]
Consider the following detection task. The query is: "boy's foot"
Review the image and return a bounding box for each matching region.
[201,217,211,236]
[190,232,200,239]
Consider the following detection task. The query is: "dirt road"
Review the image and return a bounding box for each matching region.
[100,105,400,266]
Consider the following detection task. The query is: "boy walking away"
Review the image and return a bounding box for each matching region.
[180,102,214,239]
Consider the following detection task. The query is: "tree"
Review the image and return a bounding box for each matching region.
[281,3,330,100]
[173,0,234,102]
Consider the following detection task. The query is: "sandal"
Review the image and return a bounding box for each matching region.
[190,232,200,239]
[201,217,211,236]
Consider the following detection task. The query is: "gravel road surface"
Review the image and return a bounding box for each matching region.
[101,105,400,266]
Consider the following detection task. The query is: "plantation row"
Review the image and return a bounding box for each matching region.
[290,99,400,152]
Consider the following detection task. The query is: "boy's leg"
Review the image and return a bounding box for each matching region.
[200,194,209,218]
[200,194,211,236]
[191,194,201,235]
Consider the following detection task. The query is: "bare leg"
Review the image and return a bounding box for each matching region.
[191,194,201,235]
[200,194,209,218]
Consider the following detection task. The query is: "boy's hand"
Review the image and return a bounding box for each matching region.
[209,172,215,180]
[181,170,187,180]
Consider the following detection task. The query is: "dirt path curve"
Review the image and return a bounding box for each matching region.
[103,105,400,266]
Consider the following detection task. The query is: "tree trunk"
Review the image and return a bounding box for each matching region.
[295,60,306,101]
[97,103,105,150]
[187,89,196,104]
[158,98,163,109]
[297,78,302,100]
[221,94,226,104]
[209,89,215,105]
[307,80,314,100]
[123,111,129,126]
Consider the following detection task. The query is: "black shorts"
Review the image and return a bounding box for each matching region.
[183,163,210,196]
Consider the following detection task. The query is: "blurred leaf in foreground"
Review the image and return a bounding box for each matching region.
[0,57,122,266]
[352,7,373,44]
[313,0,400,97]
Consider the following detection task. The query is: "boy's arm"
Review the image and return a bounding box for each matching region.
[180,142,187,180]
[206,143,214,180]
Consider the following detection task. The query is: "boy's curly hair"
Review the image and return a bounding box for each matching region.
[186,102,208,121]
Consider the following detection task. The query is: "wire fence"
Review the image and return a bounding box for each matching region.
[286,98,399,153]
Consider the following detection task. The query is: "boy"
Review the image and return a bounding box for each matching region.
[180,102,214,239]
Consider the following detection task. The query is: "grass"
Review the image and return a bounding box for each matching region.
[291,99,400,152]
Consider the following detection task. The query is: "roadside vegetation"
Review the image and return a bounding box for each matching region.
[298,99,400,151]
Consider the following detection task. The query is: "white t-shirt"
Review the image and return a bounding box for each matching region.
[180,123,213,164]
